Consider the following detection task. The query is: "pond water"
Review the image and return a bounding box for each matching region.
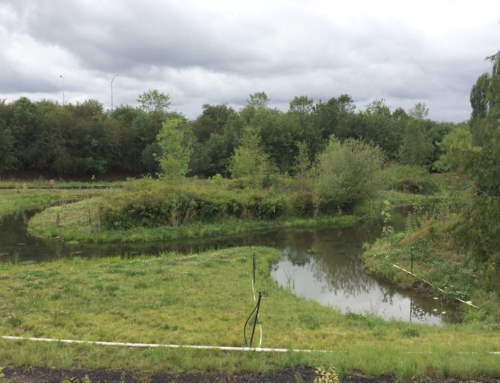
[0,208,459,325]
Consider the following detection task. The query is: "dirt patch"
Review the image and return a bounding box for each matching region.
[2,367,500,383]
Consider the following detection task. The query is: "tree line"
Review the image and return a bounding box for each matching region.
[0,89,458,179]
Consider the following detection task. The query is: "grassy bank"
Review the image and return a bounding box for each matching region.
[0,187,107,220]
[354,190,442,216]
[24,176,439,243]
[28,197,358,242]
[1,247,500,378]
[364,204,500,326]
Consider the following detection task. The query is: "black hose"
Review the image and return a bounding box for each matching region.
[244,291,262,348]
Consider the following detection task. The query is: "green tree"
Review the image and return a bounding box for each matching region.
[192,104,234,143]
[408,102,429,120]
[470,73,490,122]
[357,99,402,160]
[0,122,17,174]
[289,96,314,115]
[399,119,434,167]
[229,128,274,188]
[443,48,500,266]
[240,92,270,123]
[248,92,270,108]
[315,137,385,208]
[433,125,473,172]
[156,118,193,180]
[292,141,312,191]
[137,90,171,114]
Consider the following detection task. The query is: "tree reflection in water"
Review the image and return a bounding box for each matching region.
[270,212,459,325]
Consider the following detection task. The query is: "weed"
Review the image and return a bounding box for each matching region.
[134,369,153,383]
[314,365,339,383]
[5,313,22,327]
[61,376,91,383]
[381,200,393,243]
[345,312,365,321]
[298,313,321,330]
[45,296,64,325]
[284,269,296,291]
[401,326,420,338]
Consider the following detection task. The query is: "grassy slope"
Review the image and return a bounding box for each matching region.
[28,197,358,243]
[0,187,106,220]
[1,247,500,378]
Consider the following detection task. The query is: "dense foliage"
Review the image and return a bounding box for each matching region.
[365,49,500,312]
[97,178,355,230]
[0,91,456,179]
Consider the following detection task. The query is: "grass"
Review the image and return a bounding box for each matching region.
[0,178,123,189]
[0,187,106,220]
[354,190,443,216]
[1,247,500,378]
[28,198,359,243]
[363,204,500,327]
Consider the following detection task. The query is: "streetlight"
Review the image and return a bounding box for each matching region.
[60,75,65,105]
[111,74,118,111]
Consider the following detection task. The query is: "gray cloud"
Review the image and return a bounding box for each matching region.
[0,0,498,121]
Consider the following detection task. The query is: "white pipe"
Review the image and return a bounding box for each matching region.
[0,336,327,353]
[2,336,499,355]
[391,264,479,308]
[259,323,262,348]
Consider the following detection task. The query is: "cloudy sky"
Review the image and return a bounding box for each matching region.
[0,0,499,121]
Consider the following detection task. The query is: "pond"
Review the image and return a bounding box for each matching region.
[0,208,459,325]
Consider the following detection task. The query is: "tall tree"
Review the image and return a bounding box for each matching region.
[137,90,171,114]
[229,128,274,188]
[156,118,193,180]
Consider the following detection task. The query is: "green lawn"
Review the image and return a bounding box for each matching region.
[1,247,500,378]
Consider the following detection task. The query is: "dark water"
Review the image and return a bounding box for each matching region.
[0,208,459,324]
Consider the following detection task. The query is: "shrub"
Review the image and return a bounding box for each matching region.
[315,137,385,208]
[382,165,438,195]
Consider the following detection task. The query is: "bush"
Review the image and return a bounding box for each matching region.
[382,165,438,195]
[98,181,293,229]
[315,137,385,208]
[97,178,353,230]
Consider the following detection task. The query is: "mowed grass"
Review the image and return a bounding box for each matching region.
[28,198,358,243]
[1,247,500,378]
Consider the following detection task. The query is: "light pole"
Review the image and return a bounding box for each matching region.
[60,75,65,105]
[111,74,118,111]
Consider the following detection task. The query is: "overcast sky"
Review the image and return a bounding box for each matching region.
[0,0,498,122]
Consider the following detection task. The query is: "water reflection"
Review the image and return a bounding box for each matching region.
[270,221,459,325]
[0,208,459,324]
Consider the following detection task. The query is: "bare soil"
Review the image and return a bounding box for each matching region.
[2,367,500,383]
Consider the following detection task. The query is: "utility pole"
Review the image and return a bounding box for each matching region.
[60,75,65,105]
[111,74,118,111]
